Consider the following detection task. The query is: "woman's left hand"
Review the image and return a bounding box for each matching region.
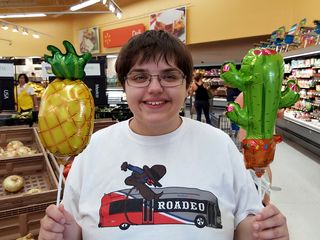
[252,203,289,239]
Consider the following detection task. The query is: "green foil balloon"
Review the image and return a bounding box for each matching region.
[220,48,300,139]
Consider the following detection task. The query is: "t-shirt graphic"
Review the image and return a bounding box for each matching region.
[98,162,223,230]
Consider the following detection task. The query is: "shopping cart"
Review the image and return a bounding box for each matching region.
[217,114,242,151]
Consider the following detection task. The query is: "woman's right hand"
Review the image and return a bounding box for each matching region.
[39,204,81,240]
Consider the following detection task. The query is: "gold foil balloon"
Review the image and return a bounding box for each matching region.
[38,41,94,165]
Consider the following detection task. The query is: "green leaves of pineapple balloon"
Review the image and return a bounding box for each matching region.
[44,40,92,80]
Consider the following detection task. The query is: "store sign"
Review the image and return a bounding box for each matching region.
[103,24,145,48]
[85,63,101,76]
[41,61,55,78]
[0,63,14,77]
[0,77,15,110]
[84,76,107,106]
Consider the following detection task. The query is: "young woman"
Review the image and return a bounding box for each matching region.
[189,72,212,124]
[39,30,288,240]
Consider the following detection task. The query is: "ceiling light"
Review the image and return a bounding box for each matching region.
[116,11,122,19]
[109,2,116,12]
[1,23,8,30]
[70,0,100,11]
[12,26,19,33]
[32,33,40,39]
[22,28,28,35]
[0,13,46,19]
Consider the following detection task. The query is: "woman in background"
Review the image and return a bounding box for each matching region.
[15,73,38,113]
[189,72,212,124]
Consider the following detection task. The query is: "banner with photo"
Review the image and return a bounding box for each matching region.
[149,6,186,43]
[79,26,100,54]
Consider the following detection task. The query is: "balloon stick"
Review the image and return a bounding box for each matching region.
[258,177,262,201]
[56,164,64,206]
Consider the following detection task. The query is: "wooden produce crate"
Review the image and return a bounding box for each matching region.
[0,145,58,239]
[0,201,55,240]
[0,127,43,159]
[0,153,58,211]
[93,118,117,133]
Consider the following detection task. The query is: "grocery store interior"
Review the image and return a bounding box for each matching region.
[0,0,320,239]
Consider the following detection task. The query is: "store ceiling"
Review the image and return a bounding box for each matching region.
[0,0,136,16]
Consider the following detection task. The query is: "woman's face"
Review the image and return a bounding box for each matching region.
[125,59,188,135]
[18,75,26,85]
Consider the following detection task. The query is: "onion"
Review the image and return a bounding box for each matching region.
[26,188,42,194]
[6,140,24,151]
[4,150,18,158]
[17,146,32,156]
[3,175,25,192]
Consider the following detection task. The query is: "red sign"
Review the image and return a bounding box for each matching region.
[103,24,145,48]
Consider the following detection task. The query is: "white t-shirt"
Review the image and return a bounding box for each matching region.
[63,117,262,240]
[17,83,35,95]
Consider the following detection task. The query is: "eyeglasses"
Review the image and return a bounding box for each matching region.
[125,70,185,88]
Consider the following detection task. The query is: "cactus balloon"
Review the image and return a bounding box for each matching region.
[220,48,300,177]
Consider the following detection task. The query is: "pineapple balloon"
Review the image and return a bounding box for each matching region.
[38,41,94,204]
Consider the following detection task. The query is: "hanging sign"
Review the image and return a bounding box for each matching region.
[85,63,101,76]
[150,6,187,43]
[103,24,145,48]
[0,63,14,77]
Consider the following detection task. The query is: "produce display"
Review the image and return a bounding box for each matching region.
[0,140,37,159]
[38,40,94,162]
[2,175,25,193]
[221,48,300,177]
[29,82,45,98]
[10,111,32,120]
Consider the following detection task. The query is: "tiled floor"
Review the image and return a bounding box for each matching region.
[186,108,320,239]
[271,140,320,240]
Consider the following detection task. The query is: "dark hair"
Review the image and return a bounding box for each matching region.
[115,30,193,89]
[194,72,203,81]
[18,73,29,83]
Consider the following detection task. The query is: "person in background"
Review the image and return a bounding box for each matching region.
[189,72,212,124]
[39,30,289,240]
[226,86,241,137]
[15,73,38,113]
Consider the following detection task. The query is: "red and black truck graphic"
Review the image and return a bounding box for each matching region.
[99,187,222,230]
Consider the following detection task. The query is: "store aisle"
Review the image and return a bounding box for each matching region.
[271,140,320,240]
[185,107,319,239]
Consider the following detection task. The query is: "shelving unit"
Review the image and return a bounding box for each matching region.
[277,46,320,156]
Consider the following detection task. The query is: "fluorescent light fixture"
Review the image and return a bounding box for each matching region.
[70,0,100,11]
[1,23,8,30]
[32,33,40,39]
[116,11,122,19]
[12,26,19,33]
[0,13,47,18]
